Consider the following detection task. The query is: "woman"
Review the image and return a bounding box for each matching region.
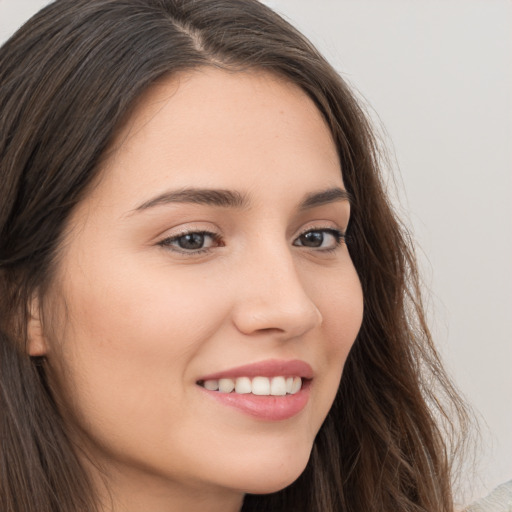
[0,1,470,511]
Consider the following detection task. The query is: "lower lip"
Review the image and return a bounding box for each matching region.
[199,381,311,421]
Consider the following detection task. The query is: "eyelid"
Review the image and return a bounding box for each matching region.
[295,224,344,237]
[157,228,223,255]
[294,221,346,240]
[155,221,221,244]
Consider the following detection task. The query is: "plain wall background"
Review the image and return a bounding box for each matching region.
[1,0,511,504]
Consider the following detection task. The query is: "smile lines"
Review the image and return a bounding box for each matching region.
[198,376,303,396]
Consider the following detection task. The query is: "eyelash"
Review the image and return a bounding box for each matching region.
[293,227,346,252]
[158,227,346,256]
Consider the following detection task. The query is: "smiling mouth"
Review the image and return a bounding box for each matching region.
[197,376,304,396]
[196,361,312,420]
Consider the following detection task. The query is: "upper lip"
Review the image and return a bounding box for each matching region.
[197,359,314,381]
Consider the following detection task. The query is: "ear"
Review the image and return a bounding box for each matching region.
[27,294,49,356]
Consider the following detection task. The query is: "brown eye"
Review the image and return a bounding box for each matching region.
[293,229,344,250]
[298,231,324,247]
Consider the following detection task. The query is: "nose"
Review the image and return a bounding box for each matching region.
[231,248,323,340]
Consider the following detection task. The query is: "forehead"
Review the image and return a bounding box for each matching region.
[89,67,343,212]
[114,67,334,142]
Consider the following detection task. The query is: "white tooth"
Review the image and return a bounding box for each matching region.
[204,379,219,391]
[251,376,270,395]
[270,376,287,396]
[235,377,252,394]
[286,377,294,394]
[218,378,235,393]
[290,377,302,394]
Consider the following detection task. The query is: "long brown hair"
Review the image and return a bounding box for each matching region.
[0,1,470,511]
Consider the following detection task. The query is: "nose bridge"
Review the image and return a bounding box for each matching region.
[232,238,322,338]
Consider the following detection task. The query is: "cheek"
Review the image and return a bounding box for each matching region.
[46,257,229,441]
[60,252,225,357]
[324,281,363,357]
[310,260,363,356]
[307,264,363,420]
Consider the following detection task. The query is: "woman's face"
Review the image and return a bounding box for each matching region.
[32,69,363,508]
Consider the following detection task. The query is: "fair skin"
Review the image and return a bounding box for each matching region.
[29,68,363,512]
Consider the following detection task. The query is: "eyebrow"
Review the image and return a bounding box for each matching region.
[132,188,248,212]
[131,186,350,214]
[298,187,351,210]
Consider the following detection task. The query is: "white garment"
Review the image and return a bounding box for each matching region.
[465,481,512,512]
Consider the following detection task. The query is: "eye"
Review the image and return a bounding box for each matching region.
[158,231,222,253]
[293,228,345,251]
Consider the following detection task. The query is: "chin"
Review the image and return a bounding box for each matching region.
[228,445,312,495]
[243,471,306,495]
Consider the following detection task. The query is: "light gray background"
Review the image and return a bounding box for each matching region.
[1,0,510,504]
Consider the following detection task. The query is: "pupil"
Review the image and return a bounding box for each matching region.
[301,231,323,247]
[179,233,204,250]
